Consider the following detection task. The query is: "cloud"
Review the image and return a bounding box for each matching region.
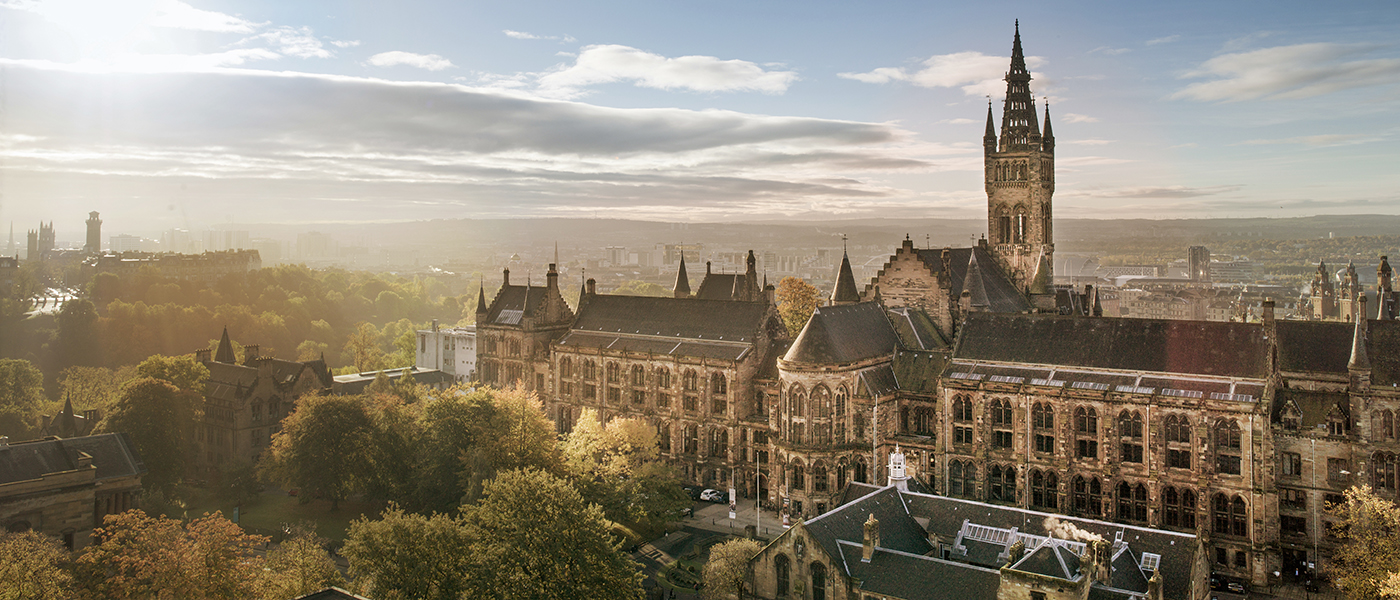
[331,40,361,48]
[1089,46,1130,56]
[149,0,262,33]
[941,118,974,125]
[1175,43,1400,102]
[503,30,576,43]
[251,26,331,59]
[1061,113,1098,123]
[1065,139,1114,146]
[1145,35,1180,46]
[0,60,923,222]
[839,51,1044,98]
[367,51,454,71]
[1235,134,1378,147]
[537,45,799,95]
[1067,185,1243,199]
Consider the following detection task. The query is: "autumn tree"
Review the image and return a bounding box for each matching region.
[76,511,266,600]
[58,365,136,423]
[563,409,688,533]
[261,393,377,509]
[343,506,480,600]
[704,538,762,600]
[343,322,385,373]
[0,530,74,600]
[1327,485,1400,600]
[255,527,346,600]
[134,354,210,394]
[775,276,819,337]
[97,378,197,492]
[0,358,47,440]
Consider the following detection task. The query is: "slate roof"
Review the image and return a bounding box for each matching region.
[1012,538,1082,580]
[832,252,861,304]
[955,313,1270,379]
[891,350,949,395]
[801,486,931,570]
[856,365,900,399]
[558,295,770,360]
[483,285,551,326]
[1275,319,1400,385]
[0,433,145,485]
[204,357,331,403]
[840,542,1002,600]
[887,307,948,350]
[784,302,900,365]
[694,272,751,301]
[1274,389,1348,427]
[914,247,1031,313]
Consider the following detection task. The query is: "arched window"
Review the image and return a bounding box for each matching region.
[711,429,728,458]
[1031,470,1058,509]
[560,357,573,378]
[812,462,829,493]
[812,386,831,418]
[657,423,671,453]
[1215,419,1242,475]
[833,388,847,442]
[789,385,806,418]
[1072,475,1103,517]
[1075,407,1098,459]
[583,359,597,381]
[1373,451,1398,491]
[811,561,827,600]
[631,365,645,387]
[913,407,935,436]
[852,411,866,441]
[655,367,670,389]
[991,398,1013,449]
[1213,494,1247,537]
[988,465,1016,502]
[775,554,790,596]
[1015,211,1027,243]
[792,461,806,491]
[1162,486,1196,530]
[1119,410,1144,464]
[1373,410,1395,441]
[1033,402,1055,454]
[1166,414,1191,469]
[683,370,698,392]
[1116,481,1148,523]
[606,362,620,384]
[711,373,727,396]
[953,395,973,445]
[949,460,975,498]
[683,424,698,454]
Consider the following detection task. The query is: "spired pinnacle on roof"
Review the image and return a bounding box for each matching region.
[963,251,991,309]
[214,326,236,363]
[674,254,691,298]
[1349,299,1370,371]
[831,249,861,305]
[476,278,488,314]
[999,20,1041,152]
[1029,248,1052,295]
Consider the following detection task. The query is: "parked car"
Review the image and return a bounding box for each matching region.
[684,487,704,501]
[1226,581,1246,594]
[700,489,725,503]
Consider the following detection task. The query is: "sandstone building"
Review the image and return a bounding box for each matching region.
[0,433,146,550]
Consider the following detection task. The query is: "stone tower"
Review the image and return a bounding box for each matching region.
[85,211,102,255]
[985,21,1054,293]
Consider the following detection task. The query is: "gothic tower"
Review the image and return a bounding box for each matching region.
[985,21,1054,294]
[85,211,102,255]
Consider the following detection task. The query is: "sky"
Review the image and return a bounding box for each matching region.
[1,0,1399,239]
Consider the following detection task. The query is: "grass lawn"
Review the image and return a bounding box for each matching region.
[181,490,386,542]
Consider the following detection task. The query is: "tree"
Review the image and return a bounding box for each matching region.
[1327,485,1400,600]
[343,322,385,373]
[255,527,346,600]
[296,340,329,362]
[775,276,819,337]
[56,298,101,368]
[563,409,688,534]
[76,511,266,600]
[343,506,480,600]
[135,354,210,394]
[704,538,762,600]
[97,378,196,492]
[58,365,135,423]
[261,393,376,509]
[462,468,645,600]
[0,530,74,600]
[0,358,47,440]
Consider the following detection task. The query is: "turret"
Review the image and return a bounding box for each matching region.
[831,250,860,305]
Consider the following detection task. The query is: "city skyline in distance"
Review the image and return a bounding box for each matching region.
[1,0,1398,238]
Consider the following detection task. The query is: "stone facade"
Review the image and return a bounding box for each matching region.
[0,433,145,550]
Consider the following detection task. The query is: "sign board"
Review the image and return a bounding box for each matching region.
[728,487,737,520]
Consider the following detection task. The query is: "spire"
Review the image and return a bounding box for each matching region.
[214,326,236,363]
[999,21,1040,151]
[1041,103,1055,151]
[476,279,487,314]
[831,250,860,305]
[1349,304,1370,371]
[1029,248,1052,294]
[963,251,991,309]
[673,254,691,298]
[983,100,997,149]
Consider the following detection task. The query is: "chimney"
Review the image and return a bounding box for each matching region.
[586,278,597,296]
[195,349,211,363]
[862,513,880,562]
[76,451,93,469]
[1262,298,1275,325]
[502,267,510,287]
[1147,569,1163,600]
[1003,539,1026,566]
[765,283,775,305]
[243,345,260,364]
[1092,539,1111,585]
[1,435,10,449]
[546,262,559,292]
[432,318,440,332]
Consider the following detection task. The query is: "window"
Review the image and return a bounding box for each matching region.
[792,462,805,491]
[1119,410,1143,464]
[956,426,975,445]
[1075,406,1098,434]
[1168,448,1191,469]
[632,389,646,405]
[713,397,727,415]
[811,561,827,600]
[1162,486,1196,529]
[1373,452,1398,491]
[852,412,865,441]
[1234,550,1248,569]
[1215,547,1228,566]
[657,393,669,408]
[953,395,973,421]
[1282,515,1308,535]
[712,429,728,458]
[656,368,671,389]
[1033,402,1054,429]
[812,463,828,493]
[1281,452,1302,477]
[607,387,621,405]
[1165,414,1191,470]
[833,387,848,441]
[631,365,645,387]
[1374,409,1396,440]
[994,430,1013,448]
[1215,419,1242,475]
[1327,407,1348,436]
[1281,488,1307,510]
[811,386,830,418]
[712,373,727,396]
[583,360,596,381]
[683,370,698,392]
[991,398,1013,426]
[583,384,597,401]
[683,395,697,412]
[1071,476,1103,517]
[775,554,790,596]
[560,357,573,378]
[1035,433,1055,454]
[988,464,1016,502]
[790,385,806,418]
[1077,438,1098,460]
[684,425,698,454]
[1031,470,1058,509]
[1213,494,1247,537]
[911,407,935,436]
[949,460,975,498]
[1328,458,1349,483]
[657,424,671,453]
[1116,481,1148,523]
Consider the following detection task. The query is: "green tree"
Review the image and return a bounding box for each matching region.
[0,530,74,600]
[0,359,47,440]
[58,365,135,424]
[703,538,762,600]
[261,394,376,509]
[563,409,688,534]
[344,506,480,600]
[295,340,329,362]
[56,298,102,368]
[343,322,385,373]
[135,354,210,394]
[1327,485,1400,600]
[97,378,197,492]
[461,468,645,600]
[255,527,346,600]
[775,276,819,337]
[76,511,266,600]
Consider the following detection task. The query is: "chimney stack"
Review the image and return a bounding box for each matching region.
[1262,298,1275,325]
[586,278,597,296]
[862,513,880,562]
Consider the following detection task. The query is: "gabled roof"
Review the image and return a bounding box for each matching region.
[801,486,931,571]
[955,313,1270,379]
[887,307,948,351]
[1275,319,1400,384]
[841,543,1001,600]
[694,272,747,301]
[569,295,768,342]
[482,285,551,326]
[1011,538,1082,580]
[0,433,146,485]
[914,246,1030,313]
[784,302,899,365]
